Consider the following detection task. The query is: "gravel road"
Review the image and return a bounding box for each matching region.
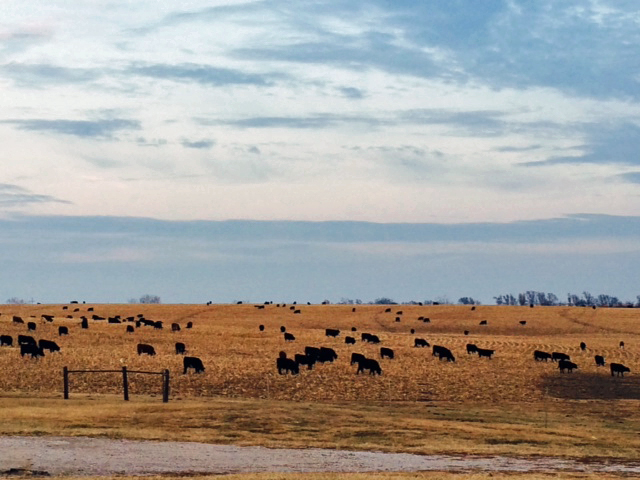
[2,436,640,476]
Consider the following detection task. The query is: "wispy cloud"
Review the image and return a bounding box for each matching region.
[126,63,281,87]
[0,63,102,87]
[0,184,70,208]
[182,139,215,149]
[1,118,141,138]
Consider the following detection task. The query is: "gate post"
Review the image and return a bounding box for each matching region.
[122,366,129,401]
[162,369,170,403]
[63,367,69,399]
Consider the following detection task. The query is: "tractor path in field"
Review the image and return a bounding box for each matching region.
[2,436,640,476]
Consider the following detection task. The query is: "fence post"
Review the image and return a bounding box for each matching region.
[122,366,129,401]
[63,367,69,399]
[162,369,170,403]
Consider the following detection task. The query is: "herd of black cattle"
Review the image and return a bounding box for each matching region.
[0,306,633,381]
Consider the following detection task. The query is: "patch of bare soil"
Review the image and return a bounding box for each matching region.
[2,436,640,476]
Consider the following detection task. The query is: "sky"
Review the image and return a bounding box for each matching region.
[1,0,639,304]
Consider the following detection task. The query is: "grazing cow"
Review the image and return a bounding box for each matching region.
[594,355,606,367]
[345,336,356,345]
[380,347,394,359]
[352,307,356,312]
[466,343,478,355]
[534,350,552,362]
[414,338,429,348]
[62,306,68,310]
[259,325,265,332]
[366,334,380,344]
[351,327,357,332]
[464,330,469,336]
[108,317,121,324]
[432,345,455,362]
[186,322,193,329]
[611,363,630,377]
[58,326,69,336]
[42,314,54,322]
[27,322,36,331]
[558,360,578,373]
[280,326,286,333]
[183,356,205,374]
[361,332,371,342]
[471,306,476,311]
[293,309,301,314]
[552,352,570,362]
[38,339,60,353]
[12,316,24,324]
[153,321,163,329]
[284,332,296,342]
[356,357,382,375]
[88,307,94,311]
[175,342,186,354]
[92,314,105,320]
[384,308,391,313]
[0,335,13,347]
[18,335,36,346]
[20,343,44,359]
[423,318,431,323]
[171,323,181,332]
[126,325,134,333]
[519,321,527,326]
[255,305,265,309]
[276,356,299,375]
[479,320,487,326]
[395,317,401,322]
[318,347,338,363]
[140,319,154,327]
[396,311,403,315]
[137,343,156,356]
[294,353,316,370]
[619,341,625,349]
[325,328,340,338]
[477,348,495,359]
[351,352,366,365]
[580,342,586,351]
[290,306,295,310]
[81,318,89,329]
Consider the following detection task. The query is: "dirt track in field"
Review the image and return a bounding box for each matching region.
[2,436,640,476]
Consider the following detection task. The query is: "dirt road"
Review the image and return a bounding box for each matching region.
[2,436,640,476]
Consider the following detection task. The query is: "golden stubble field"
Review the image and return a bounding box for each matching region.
[1,303,639,403]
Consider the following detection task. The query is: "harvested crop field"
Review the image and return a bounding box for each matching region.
[1,304,638,403]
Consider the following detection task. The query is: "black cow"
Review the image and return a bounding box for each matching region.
[126,325,134,333]
[259,325,265,332]
[361,332,371,342]
[92,314,105,320]
[466,343,478,354]
[363,334,380,344]
[18,335,36,346]
[594,355,605,367]
[12,316,24,324]
[432,345,455,362]
[380,347,394,359]
[414,338,429,348]
[558,360,578,373]
[137,343,156,356]
[183,356,205,374]
[351,352,366,365]
[305,346,320,359]
[276,356,299,375]
[21,343,44,359]
[318,347,338,363]
[422,317,431,323]
[175,342,186,354]
[294,353,316,370]
[186,322,193,329]
[477,348,495,359]
[351,327,357,331]
[356,357,382,375]
[464,330,469,335]
[396,311,403,315]
[27,322,36,331]
[0,335,12,347]
[611,363,630,377]
[81,317,89,329]
[153,321,163,329]
[533,350,552,362]
[410,328,415,334]
[108,317,121,324]
[58,326,69,336]
[280,326,286,333]
[345,336,356,345]
[38,339,60,353]
[171,323,181,332]
[519,320,527,326]
[552,352,570,362]
[293,309,301,314]
[42,314,54,322]
[325,328,340,338]
[619,341,625,349]
[284,332,296,342]
[580,342,586,351]
[479,320,487,326]
[395,317,401,322]
[384,308,391,313]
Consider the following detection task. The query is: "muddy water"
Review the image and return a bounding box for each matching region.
[2,436,640,476]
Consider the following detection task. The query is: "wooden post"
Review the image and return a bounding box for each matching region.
[162,369,170,403]
[122,366,129,401]
[63,367,69,399]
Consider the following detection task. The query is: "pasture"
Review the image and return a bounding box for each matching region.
[1,303,640,461]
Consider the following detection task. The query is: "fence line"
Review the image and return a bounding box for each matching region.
[63,366,170,402]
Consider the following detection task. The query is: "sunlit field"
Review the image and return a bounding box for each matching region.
[1,303,640,460]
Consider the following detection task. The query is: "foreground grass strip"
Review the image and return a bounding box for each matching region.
[22,474,634,480]
[2,394,640,461]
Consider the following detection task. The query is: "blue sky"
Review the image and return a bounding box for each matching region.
[1,1,639,303]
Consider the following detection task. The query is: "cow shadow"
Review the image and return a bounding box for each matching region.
[542,372,640,400]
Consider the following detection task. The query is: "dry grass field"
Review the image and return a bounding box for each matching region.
[1,303,640,462]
